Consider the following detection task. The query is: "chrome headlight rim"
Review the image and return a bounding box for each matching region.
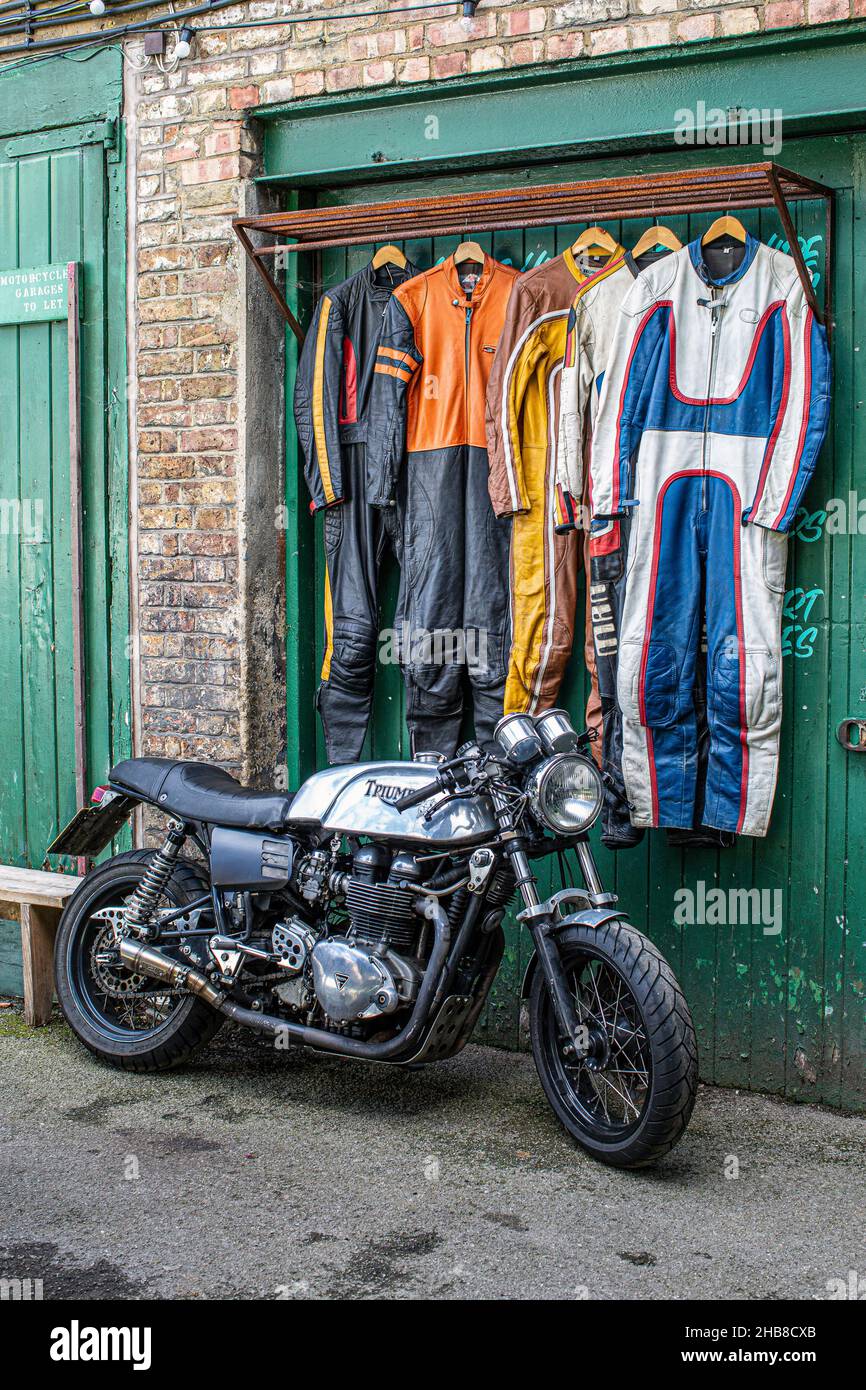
[494,712,543,765]
[526,753,603,835]
[532,706,580,755]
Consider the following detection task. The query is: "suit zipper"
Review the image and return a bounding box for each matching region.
[701,287,723,511]
[465,304,473,435]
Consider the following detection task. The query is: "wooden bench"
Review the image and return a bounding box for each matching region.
[0,866,83,1026]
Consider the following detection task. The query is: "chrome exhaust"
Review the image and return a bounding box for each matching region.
[119,938,224,1008]
[117,898,451,1062]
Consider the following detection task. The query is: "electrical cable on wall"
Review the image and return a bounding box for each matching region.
[0,0,478,56]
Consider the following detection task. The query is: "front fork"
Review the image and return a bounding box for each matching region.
[493,792,619,1059]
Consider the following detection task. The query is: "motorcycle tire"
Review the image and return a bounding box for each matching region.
[529,917,698,1168]
[54,850,223,1072]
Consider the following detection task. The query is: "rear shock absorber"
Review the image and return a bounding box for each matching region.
[124,819,187,939]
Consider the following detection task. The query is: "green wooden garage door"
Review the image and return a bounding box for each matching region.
[0,51,130,992]
[282,132,866,1111]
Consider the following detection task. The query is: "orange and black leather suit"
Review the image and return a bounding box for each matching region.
[294,258,418,763]
[366,253,519,756]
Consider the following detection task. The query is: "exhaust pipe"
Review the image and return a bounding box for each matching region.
[120,939,224,1007]
[119,937,289,1036]
[118,896,451,1061]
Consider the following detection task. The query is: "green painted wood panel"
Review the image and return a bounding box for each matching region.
[283,133,866,1109]
[0,920,24,998]
[257,24,866,186]
[0,51,129,996]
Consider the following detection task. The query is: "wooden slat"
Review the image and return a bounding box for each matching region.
[0,158,27,870]
[49,150,82,870]
[823,185,854,1107]
[282,190,319,788]
[0,864,81,908]
[17,152,58,869]
[20,902,59,1026]
[66,261,86,822]
[784,194,829,1101]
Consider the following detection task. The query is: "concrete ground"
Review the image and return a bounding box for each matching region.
[1,1004,864,1301]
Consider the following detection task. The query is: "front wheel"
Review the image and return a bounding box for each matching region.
[529,919,697,1168]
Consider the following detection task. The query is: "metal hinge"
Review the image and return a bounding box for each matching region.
[5,118,118,161]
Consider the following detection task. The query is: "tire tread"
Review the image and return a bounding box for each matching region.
[54,850,223,1073]
[529,918,698,1168]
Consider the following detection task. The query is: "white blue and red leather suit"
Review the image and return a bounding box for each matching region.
[588,234,831,838]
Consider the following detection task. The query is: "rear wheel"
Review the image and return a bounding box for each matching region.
[54,850,223,1072]
[529,919,697,1168]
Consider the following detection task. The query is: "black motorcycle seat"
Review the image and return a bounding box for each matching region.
[108,758,292,832]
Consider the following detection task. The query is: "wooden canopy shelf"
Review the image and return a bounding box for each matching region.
[233,161,832,345]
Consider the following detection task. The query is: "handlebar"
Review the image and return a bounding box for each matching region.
[390,742,508,813]
[385,729,596,816]
[393,780,442,813]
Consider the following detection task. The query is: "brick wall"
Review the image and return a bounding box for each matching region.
[104,0,862,785]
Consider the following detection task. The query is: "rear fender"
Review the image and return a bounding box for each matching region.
[46,791,137,859]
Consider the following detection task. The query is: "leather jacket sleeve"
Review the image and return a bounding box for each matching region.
[293,292,346,510]
[744,280,832,533]
[485,283,541,516]
[588,276,661,539]
[365,294,422,508]
[556,299,596,508]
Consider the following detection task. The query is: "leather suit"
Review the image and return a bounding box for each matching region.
[294,258,418,763]
[485,246,615,752]
[556,248,668,846]
[366,253,519,756]
[588,235,831,837]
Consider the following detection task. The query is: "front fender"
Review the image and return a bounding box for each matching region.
[519,908,627,1000]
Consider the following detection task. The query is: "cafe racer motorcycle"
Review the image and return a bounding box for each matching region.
[50,710,697,1168]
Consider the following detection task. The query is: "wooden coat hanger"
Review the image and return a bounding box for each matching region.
[454,239,486,265]
[371,244,407,270]
[702,214,747,245]
[571,225,619,258]
[631,223,683,258]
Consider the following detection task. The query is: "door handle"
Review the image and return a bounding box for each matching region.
[836,719,866,752]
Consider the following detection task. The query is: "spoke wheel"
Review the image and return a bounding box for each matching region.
[70,893,184,1043]
[54,851,223,1072]
[529,919,698,1168]
[560,955,652,1134]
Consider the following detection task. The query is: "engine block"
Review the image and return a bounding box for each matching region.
[345,878,418,952]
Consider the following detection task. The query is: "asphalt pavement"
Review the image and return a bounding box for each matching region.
[1,1005,864,1300]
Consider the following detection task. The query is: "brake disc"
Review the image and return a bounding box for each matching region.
[89,924,148,998]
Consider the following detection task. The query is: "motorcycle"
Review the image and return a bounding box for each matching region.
[49,709,697,1169]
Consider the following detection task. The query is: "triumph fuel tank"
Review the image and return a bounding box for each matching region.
[287,761,496,845]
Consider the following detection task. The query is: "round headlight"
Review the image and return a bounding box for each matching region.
[527,754,603,834]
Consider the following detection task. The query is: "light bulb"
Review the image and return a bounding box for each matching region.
[89,0,106,14]
[174,25,194,60]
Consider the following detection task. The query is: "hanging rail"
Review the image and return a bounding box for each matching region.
[233,161,833,346]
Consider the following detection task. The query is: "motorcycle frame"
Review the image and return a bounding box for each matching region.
[114,792,624,1066]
